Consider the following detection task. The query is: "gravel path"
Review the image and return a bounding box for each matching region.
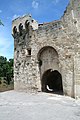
[0,90,80,120]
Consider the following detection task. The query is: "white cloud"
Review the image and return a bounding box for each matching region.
[52,0,60,5]
[12,14,20,20]
[0,10,2,13]
[32,0,39,9]
[7,17,11,20]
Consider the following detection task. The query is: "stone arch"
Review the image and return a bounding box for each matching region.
[13,26,17,33]
[38,46,59,76]
[37,46,63,94]
[13,26,17,35]
[37,46,59,59]
[41,69,63,94]
[18,23,23,36]
[25,20,30,32]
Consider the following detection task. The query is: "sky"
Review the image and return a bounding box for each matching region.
[0,0,69,59]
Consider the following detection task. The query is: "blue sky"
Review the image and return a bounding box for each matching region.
[0,0,69,59]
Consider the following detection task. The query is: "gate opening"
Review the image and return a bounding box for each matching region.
[41,69,63,95]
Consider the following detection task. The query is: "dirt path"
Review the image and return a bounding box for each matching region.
[0,91,80,120]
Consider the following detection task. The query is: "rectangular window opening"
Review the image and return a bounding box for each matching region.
[27,48,31,56]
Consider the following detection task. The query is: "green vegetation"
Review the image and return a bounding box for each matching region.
[0,56,14,91]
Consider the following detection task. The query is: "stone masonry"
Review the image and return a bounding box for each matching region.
[12,0,80,98]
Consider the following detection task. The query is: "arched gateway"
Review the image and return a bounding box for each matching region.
[38,46,63,94]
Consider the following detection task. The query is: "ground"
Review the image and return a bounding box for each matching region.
[0,91,80,120]
[0,82,14,92]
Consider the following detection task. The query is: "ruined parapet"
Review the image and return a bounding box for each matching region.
[38,20,63,30]
[12,14,38,39]
[12,14,38,55]
[61,0,80,34]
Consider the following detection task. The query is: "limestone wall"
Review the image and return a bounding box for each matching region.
[12,0,80,98]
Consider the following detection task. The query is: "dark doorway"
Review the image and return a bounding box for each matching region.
[41,69,63,95]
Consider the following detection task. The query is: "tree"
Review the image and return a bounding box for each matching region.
[0,56,7,77]
[0,56,14,84]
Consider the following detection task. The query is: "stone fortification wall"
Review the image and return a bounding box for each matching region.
[12,0,80,98]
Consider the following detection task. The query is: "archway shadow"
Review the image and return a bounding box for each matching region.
[41,69,63,95]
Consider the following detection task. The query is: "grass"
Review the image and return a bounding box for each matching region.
[0,80,14,92]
